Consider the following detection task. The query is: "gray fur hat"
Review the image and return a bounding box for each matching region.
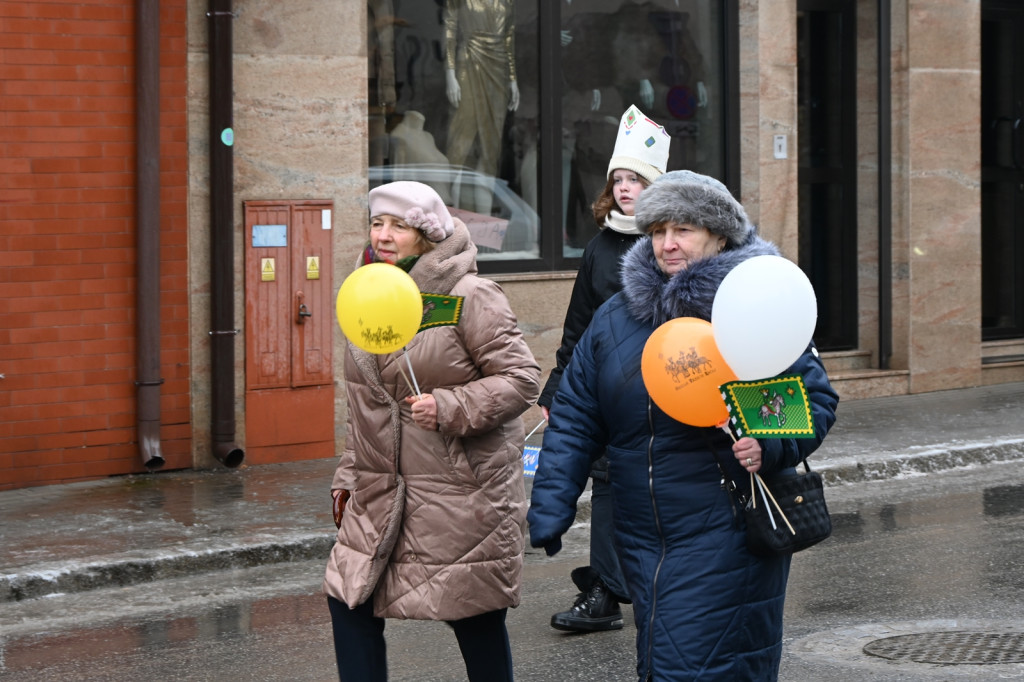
[634,170,752,247]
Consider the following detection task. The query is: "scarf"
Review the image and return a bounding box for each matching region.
[361,243,420,273]
[603,209,643,236]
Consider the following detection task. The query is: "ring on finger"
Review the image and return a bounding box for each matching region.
[746,457,753,466]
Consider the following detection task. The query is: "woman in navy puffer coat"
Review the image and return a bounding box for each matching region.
[528,171,839,681]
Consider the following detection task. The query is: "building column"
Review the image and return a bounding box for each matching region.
[739,0,799,259]
[902,0,981,392]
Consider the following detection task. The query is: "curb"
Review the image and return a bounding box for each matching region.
[4,440,1023,604]
[816,439,1024,485]
[0,534,335,603]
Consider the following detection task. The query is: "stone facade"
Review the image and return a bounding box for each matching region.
[179,0,1019,465]
[6,0,1019,489]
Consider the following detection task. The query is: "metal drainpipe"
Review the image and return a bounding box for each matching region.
[208,0,244,467]
[136,0,165,471]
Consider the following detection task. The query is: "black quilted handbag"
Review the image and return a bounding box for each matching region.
[741,461,832,556]
[710,444,832,557]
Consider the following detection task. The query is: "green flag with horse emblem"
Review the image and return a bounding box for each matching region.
[418,293,464,332]
[720,374,816,439]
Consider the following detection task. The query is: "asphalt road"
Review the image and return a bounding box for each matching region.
[3,460,1024,681]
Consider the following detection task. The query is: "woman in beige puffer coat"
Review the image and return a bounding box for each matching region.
[323,181,541,682]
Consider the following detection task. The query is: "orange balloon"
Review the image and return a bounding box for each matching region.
[641,317,737,427]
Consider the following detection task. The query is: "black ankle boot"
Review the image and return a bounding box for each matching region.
[550,566,623,632]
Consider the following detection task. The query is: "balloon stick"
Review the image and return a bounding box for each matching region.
[524,419,546,442]
[402,348,422,397]
[754,472,795,535]
[720,421,759,512]
[395,358,417,397]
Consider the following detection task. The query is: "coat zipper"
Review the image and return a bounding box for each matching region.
[645,397,667,679]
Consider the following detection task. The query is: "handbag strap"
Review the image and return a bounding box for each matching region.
[703,432,748,507]
[705,435,801,537]
[702,432,814,507]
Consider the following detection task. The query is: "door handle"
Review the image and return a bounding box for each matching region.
[296,291,313,324]
[991,117,1023,170]
[1016,118,1022,172]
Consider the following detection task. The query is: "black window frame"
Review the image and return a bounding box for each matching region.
[477,0,739,276]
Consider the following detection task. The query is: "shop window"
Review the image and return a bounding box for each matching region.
[369,0,731,272]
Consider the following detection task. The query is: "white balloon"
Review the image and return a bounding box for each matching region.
[711,255,817,380]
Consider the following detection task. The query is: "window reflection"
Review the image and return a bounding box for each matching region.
[369,0,539,261]
[560,0,725,257]
[367,0,725,266]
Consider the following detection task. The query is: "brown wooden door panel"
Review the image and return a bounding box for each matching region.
[291,205,333,387]
[245,205,291,390]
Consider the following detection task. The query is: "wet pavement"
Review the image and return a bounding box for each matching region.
[2,453,1024,680]
[1,383,1024,679]
[2,381,1024,604]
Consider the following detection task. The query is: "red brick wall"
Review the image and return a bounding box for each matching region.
[0,1,191,489]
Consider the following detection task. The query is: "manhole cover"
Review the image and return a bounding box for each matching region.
[863,632,1024,665]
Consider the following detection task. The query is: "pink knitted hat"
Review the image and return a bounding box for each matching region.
[368,181,454,242]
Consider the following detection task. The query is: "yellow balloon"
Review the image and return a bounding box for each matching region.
[336,263,422,354]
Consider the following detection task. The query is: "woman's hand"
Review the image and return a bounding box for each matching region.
[732,437,763,473]
[332,489,350,529]
[404,393,439,431]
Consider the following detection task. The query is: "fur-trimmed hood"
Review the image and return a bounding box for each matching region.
[620,232,779,328]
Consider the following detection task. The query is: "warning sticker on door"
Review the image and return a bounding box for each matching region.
[306,256,320,280]
[261,258,275,282]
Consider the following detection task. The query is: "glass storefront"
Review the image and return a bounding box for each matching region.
[368,0,729,270]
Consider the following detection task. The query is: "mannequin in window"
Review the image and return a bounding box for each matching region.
[389,110,453,204]
[444,0,519,215]
[368,0,397,167]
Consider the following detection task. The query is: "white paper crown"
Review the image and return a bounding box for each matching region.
[607,104,671,184]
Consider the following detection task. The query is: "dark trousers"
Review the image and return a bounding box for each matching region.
[327,596,514,681]
[590,477,629,601]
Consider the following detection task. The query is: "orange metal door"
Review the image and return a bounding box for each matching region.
[244,200,335,464]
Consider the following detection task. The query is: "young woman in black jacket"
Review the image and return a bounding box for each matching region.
[538,104,670,632]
